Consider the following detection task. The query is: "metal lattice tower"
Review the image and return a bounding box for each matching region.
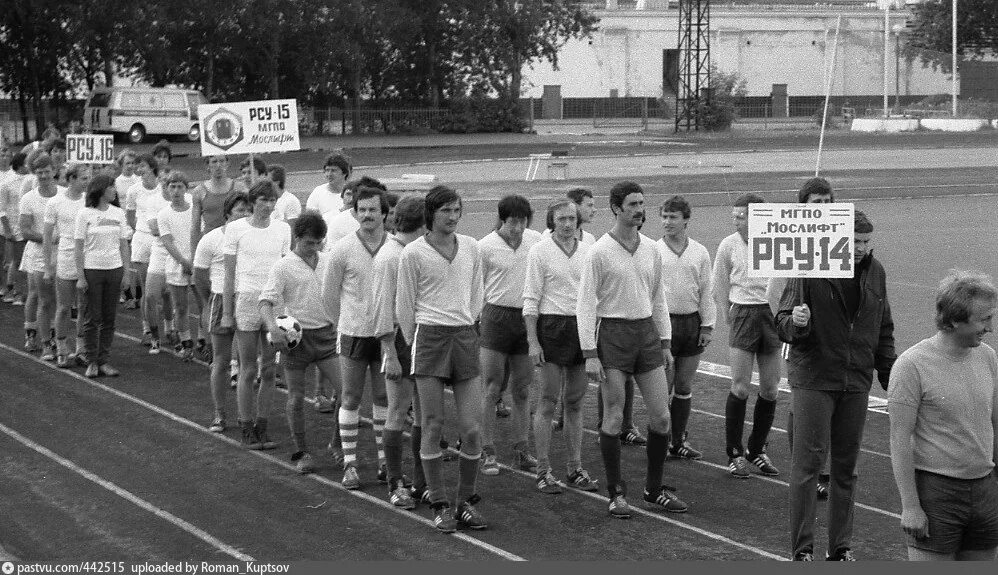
[675,0,710,132]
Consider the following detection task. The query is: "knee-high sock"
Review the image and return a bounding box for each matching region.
[645,428,670,494]
[411,425,426,488]
[288,397,306,453]
[421,454,445,505]
[747,395,777,456]
[384,429,404,484]
[670,394,692,444]
[339,408,360,467]
[725,392,747,458]
[373,404,387,463]
[599,431,623,496]
[457,450,481,503]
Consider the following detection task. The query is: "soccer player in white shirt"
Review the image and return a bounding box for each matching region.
[114,150,140,200]
[127,154,174,348]
[323,187,391,489]
[20,153,64,358]
[43,163,88,367]
[712,193,781,478]
[577,181,688,518]
[525,200,599,494]
[260,212,340,475]
[396,185,488,533]
[373,196,426,509]
[194,192,251,434]
[657,196,716,461]
[479,194,543,476]
[157,171,197,360]
[142,159,178,355]
[222,180,292,450]
[267,165,302,231]
[1,152,30,304]
[305,154,351,215]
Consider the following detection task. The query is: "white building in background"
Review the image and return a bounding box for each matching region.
[521,0,953,103]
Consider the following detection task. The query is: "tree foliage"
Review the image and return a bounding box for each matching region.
[905,0,998,72]
[0,0,599,135]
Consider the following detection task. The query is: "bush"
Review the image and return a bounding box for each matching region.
[697,99,736,132]
[432,95,526,134]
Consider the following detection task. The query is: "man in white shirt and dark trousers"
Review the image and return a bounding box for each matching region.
[577,181,688,518]
[396,185,488,533]
[657,196,715,460]
[478,194,543,476]
[712,193,781,478]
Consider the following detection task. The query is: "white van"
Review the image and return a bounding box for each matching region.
[83,86,207,144]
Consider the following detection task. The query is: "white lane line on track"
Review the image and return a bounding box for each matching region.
[112,329,785,560]
[0,420,256,562]
[0,342,524,562]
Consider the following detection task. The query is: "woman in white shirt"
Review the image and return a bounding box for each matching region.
[75,174,132,378]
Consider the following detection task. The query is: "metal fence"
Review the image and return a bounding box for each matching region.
[300,107,451,136]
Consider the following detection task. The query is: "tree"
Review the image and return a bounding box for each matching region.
[905,0,998,72]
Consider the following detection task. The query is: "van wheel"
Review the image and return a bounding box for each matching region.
[187,124,200,142]
[127,124,146,144]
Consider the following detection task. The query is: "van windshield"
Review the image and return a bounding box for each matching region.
[88,93,111,108]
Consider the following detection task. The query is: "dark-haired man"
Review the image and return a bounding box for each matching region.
[307,154,351,216]
[578,181,688,518]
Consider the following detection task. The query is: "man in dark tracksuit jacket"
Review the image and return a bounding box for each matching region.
[776,210,896,561]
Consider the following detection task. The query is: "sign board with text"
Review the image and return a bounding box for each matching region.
[197,99,300,156]
[747,203,855,278]
[66,134,115,164]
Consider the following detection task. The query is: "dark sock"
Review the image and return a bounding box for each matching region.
[645,428,670,494]
[421,455,445,504]
[150,326,160,339]
[725,392,748,458]
[599,431,623,496]
[457,452,480,502]
[292,432,307,453]
[596,387,604,429]
[384,429,404,483]
[747,395,777,456]
[411,426,426,488]
[818,473,830,484]
[670,396,692,444]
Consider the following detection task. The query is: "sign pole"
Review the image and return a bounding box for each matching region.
[815,16,841,177]
[249,152,256,184]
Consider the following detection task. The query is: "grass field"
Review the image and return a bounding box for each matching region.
[0,134,996,561]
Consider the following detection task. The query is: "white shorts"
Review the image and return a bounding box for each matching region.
[20,241,44,274]
[235,290,264,332]
[56,248,77,281]
[147,241,169,276]
[166,263,192,288]
[131,231,153,264]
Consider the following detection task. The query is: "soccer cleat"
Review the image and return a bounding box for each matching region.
[208,418,226,433]
[826,549,855,561]
[389,480,416,510]
[241,424,263,450]
[620,427,647,446]
[85,363,100,378]
[728,456,751,478]
[254,421,278,450]
[748,451,780,476]
[515,450,539,474]
[643,487,689,513]
[481,454,500,476]
[293,452,316,475]
[793,551,814,562]
[148,339,161,355]
[313,395,335,413]
[98,364,120,377]
[12,294,24,306]
[495,399,511,418]
[456,495,487,530]
[410,485,433,505]
[166,330,181,348]
[56,354,71,369]
[433,504,458,533]
[327,442,345,469]
[566,468,599,492]
[342,465,361,490]
[3,289,19,303]
[668,433,703,460]
[140,331,153,346]
[817,481,829,500]
[40,340,56,361]
[24,333,39,352]
[178,340,194,361]
[608,495,632,519]
[195,341,213,363]
[536,470,563,494]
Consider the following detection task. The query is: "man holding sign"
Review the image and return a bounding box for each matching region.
[776,210,896,561]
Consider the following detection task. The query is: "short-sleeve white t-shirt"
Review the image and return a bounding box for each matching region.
[194,226,226,294]
[222,218,291,293]
[157,203,194,276]
[273,191,303,224]
[44,190,85,255]
[74,205,132,269]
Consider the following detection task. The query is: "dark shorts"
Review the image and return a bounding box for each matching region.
[207,293,233,336]
[671,312,706,358]
[538,314,584,367]
[338,334,381,364]
[597,317,664,375]
[395,329,412,379]
[908,470,998,554]
[728,303,781,354]
[284,325,338,372]
[412,324,480,383]
[479,303,529,355]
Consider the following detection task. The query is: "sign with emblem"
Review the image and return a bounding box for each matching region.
[65,134,114,164]
[197,99,300,156]
[747,203,855,278]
